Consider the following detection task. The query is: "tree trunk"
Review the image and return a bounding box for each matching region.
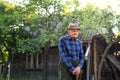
[7,50,12,80]
[3,42,12,80]
[8,62,11,80]
[2,62,8,80]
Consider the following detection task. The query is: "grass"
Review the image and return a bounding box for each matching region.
[0,74,42,80]
[10,74,42,80]
[0,71,58,80]
[10,76,58,80]
[0,75,3,80]
[10,77,42,80]
[0,74,58,80]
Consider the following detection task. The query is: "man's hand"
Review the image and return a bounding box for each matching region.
[72,66,81,76]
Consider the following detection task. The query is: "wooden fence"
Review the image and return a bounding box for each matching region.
[10,46,59,80]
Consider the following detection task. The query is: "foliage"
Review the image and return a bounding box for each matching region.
[0,2,23,64]
[0,0,120,60]
[17,38,41,54]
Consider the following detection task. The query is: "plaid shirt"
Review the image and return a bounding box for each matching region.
[58,34,85,72]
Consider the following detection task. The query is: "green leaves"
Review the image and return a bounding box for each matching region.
[0,0,120,57]
[17,38,41,54]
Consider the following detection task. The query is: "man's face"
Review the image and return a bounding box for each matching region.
[68,29,79,39]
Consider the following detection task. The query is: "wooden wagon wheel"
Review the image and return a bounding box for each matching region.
[92,35,120,80]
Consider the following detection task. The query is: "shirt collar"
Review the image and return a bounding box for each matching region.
[66,34,71,40]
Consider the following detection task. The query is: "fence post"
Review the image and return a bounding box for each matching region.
[43,47,49,80]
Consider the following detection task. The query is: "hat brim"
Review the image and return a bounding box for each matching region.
[67,27,80,30]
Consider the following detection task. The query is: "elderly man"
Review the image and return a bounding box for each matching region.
[58,23,85,80]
